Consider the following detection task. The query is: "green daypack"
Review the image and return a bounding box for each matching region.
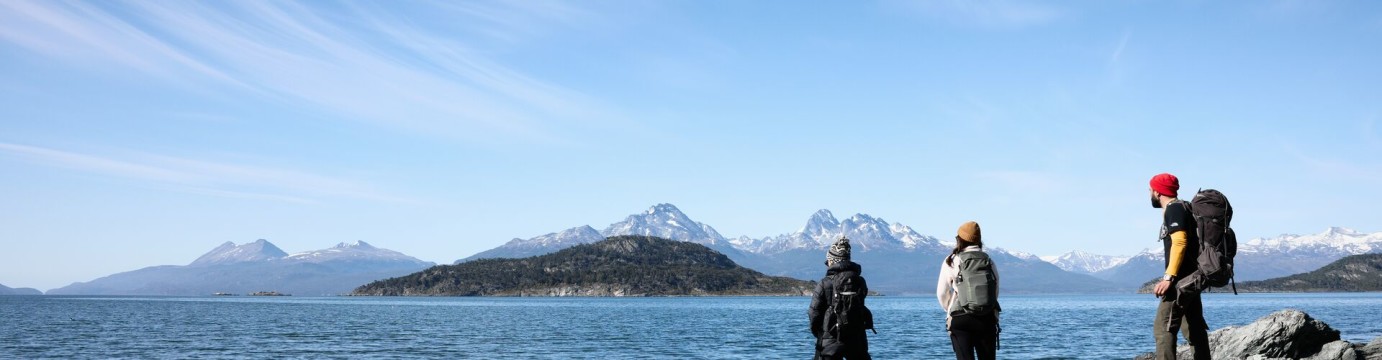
[949,251,999,316]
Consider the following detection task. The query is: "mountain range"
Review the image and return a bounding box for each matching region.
[35,204,1378,296]
[459,204,1119,294]
[47,240,433,296]
[1044,226,1382,288]
[459,204,1381,294]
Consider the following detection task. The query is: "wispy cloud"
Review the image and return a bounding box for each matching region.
[1106,31,1132,86]
[0,1,618,144]
[1283,141,1382,183]
[0,142,407,204]
[885,0,1065,29]
[1110,32,1130,65]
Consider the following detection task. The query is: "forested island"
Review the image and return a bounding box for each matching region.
[352,235,815,296]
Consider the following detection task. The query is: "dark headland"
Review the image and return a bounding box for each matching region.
[1137,254,1382,294]
[352,235,816,296]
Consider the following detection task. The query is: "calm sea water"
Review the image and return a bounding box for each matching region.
[2,293,1379,359]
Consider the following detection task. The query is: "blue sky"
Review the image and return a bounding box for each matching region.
[2,1,1380,291]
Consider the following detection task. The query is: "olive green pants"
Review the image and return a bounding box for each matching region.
[1154,291,1210,360]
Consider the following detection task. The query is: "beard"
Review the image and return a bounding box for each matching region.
[1151,193,1163,208]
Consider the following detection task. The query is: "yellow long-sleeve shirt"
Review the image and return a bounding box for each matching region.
[1166,230,1188,277]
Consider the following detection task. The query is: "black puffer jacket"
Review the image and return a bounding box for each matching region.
[808,260,868,339]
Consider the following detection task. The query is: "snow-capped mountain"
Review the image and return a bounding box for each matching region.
[189,239,288,266]
[286,240,430,264]
[458,204,740,264]
[600,203,728,246]
[731,210,941,255]
[999,249,1044,262]
[1090,248,1164,287]
[458,226,604,263]
[1043,250,1131,274]
[49,239,434,296]
[1088,227,1382,288]
[1240,227,1382,255]
[1229,227,1382,282]
[459,204,1115,294]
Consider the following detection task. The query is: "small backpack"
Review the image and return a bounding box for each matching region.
[827,273,875,337]
[949,251,999,316]
[1176,189,1239,294]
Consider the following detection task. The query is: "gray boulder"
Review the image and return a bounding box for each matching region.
[1135,309,1363,360]
[1359,336,1382,360]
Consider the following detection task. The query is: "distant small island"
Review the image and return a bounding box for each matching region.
[1138,254,1382,293]
[352,235,816,296]
[248,291,290,296]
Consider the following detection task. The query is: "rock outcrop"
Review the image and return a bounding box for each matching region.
[1134,309,1381,360]
[1360,336,1382,360]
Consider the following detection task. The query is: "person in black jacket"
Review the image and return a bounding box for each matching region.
[809,237,871,360]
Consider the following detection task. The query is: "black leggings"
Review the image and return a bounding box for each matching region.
[949,313,997,360]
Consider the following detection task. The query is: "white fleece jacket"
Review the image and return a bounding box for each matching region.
[935,246,1000,324]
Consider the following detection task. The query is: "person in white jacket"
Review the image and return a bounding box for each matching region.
[936,221,1000,360]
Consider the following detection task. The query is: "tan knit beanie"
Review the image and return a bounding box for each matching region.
[957,221,981,243]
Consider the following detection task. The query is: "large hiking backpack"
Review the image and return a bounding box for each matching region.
[949,251,1000,316]
[1176,189,1238,294]
[827,273,875,337]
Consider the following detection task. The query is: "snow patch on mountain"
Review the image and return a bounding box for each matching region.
[189,239,429,266]
[189,239,288,266]
[601,203,727,245]
[729,210,940,254]
[286,240,429,265]
[1043,250,1131,273]
[1240,227,1382,255]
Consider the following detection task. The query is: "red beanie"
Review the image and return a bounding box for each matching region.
[1149,173,1179,197]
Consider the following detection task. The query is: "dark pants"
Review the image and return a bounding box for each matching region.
[949,313,998,360]
[814,334,870,360]
[1154,290,1210,360]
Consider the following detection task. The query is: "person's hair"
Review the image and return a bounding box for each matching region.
[946,235,983,266]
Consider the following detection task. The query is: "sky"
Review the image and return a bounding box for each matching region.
[2,1,1380,291]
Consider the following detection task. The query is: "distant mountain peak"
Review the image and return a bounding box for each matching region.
[1243,227,1380,253]
[602,204,726,246]
[335,240,375,249]
[1325,227,1358,236]
[457,225,606,263]
[847,213,878,222]
[1044,250,1131,273]
[801,209,841,236]
[190,239,288,266]
[647,203,683,215]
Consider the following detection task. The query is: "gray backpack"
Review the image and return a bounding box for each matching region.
[949,251,999,316]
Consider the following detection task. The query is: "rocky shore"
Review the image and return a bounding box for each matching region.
[1133,309,1382,360]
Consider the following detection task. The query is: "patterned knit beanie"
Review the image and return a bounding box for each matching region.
[826,237,852,264]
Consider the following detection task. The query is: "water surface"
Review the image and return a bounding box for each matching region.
[2,293,1379,359]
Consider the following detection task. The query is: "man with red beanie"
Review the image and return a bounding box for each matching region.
[1148,173,1210,360]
